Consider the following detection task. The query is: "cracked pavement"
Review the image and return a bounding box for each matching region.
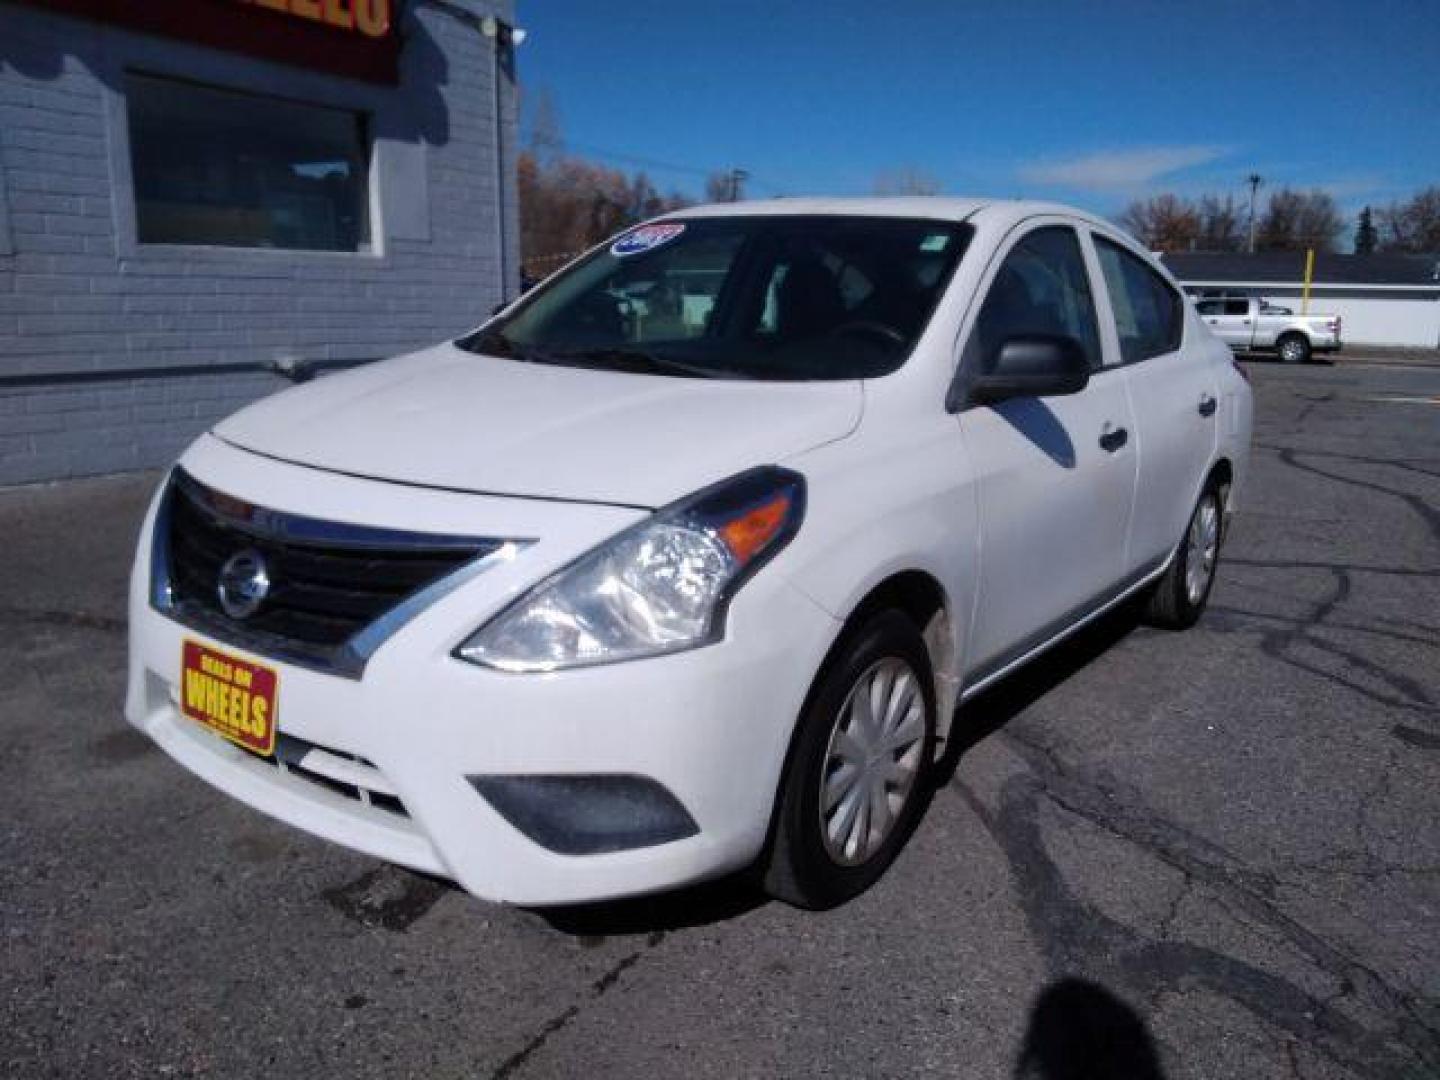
[2,360,1437,1078]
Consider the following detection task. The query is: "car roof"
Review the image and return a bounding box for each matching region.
[664,196,1113,232]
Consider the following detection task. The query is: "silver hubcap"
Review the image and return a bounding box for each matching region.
[1281,339,1305,362]
[1185,495,1221,605]
[819,658,927,867]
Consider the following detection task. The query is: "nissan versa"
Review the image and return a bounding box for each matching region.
[125,199,1253,909]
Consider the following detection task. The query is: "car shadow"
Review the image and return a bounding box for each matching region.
[1236,351,1334,367]
[932,596,1148,786]
[993,397,1078,468]
[532,873,769,937]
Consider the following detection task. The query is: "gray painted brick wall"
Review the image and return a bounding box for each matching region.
[0,0,519,487]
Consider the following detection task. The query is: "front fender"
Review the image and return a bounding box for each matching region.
[779,415,979,724]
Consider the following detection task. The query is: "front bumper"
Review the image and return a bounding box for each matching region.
[125,439,842,906]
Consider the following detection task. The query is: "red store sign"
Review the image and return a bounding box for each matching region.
[18,0,403,84]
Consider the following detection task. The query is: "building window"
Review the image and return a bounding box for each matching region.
[126,73,371,253]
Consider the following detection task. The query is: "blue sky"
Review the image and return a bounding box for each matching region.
[514,0,1438,230]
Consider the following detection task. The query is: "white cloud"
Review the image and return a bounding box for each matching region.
[1312,175,1389,200]
[1018,146,1231,193]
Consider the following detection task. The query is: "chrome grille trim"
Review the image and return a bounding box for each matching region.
[152,468,527,678]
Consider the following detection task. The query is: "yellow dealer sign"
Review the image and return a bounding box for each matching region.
[238,0,392,39]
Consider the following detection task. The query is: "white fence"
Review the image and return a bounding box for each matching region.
[1180,283,1440,348]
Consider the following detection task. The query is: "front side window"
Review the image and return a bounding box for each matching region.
[967,226,1102,372]
[126,74,371,252]
[1095,238,1184,364]
[464,216,972,381]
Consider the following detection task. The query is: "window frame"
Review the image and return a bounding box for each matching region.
[1089,231,1187,367]
[947,220,1106,412]
[97,38,402,266]
[123,70,375,256]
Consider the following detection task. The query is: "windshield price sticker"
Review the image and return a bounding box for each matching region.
[611,222,686,257]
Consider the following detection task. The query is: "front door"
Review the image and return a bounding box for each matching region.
[1201,298,1254,349]
[956,223,1138,680]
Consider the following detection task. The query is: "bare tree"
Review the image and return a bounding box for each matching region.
[1196,194,1244,252]
[872,167,941,196]
[524,87,564,166]
[519,149,693,280]
[1117,194,1200,252]
[1375,187,1440,253]
[1257,188,1343,252]
[704,171,733,203]
[1354,206,1378,256]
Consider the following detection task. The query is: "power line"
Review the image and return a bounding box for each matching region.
[550,140,785,196]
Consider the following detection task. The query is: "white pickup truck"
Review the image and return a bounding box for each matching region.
[1195,296,1341,363]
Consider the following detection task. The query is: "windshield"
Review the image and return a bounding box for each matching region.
[460,215,973,381]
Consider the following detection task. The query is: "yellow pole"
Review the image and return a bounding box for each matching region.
[1301,248,1315,314]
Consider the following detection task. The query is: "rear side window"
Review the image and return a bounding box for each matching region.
[1094,238,1184,364]
[969,226,1102,372]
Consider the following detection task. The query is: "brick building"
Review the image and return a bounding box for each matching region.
[0,0,520,485]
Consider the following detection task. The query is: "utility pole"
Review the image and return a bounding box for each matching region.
[1245,173,1263,254]
[727,168,749,202]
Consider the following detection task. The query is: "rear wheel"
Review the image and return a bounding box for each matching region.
[1144,483,1224,630]
[762,610,935,909]
[1277,333,1311,364]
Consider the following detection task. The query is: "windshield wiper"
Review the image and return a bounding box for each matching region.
[460,335,750,380]
[548,348,748,380]
[460,330,568,366]
[459,328,515,357]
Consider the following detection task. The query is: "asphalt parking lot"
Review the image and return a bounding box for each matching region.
[2,360,1437,1079]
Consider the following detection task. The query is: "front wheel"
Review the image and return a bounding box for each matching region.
[762,610,936,909]
[1277,333,1311,364]
[1144,484,1224,630]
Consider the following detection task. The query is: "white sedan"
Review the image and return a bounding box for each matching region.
[125,198,1252,909]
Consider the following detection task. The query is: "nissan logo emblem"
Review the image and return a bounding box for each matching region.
[217,549,271,620]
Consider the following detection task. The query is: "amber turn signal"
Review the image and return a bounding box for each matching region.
[718,494,794,566]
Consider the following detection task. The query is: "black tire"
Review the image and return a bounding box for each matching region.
[1276,333,1311,364]
[762,610,936,909]
[1144,482,1225,630]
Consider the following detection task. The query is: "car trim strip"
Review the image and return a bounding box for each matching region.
[959,551,1172,702]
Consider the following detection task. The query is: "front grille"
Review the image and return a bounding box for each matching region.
[157,468,508,676]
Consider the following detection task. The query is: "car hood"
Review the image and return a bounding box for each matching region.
[213,343,864,508]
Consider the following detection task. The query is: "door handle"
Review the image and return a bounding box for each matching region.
[1098,425,1128,453]
[1198,395,1218,417]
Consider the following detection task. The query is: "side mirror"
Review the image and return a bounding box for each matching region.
[969,335,1090,405]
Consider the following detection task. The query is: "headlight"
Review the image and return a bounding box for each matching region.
[456,467,805,672]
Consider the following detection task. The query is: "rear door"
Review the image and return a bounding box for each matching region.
[1090,232,1218,570]
[955,221,1138,678]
